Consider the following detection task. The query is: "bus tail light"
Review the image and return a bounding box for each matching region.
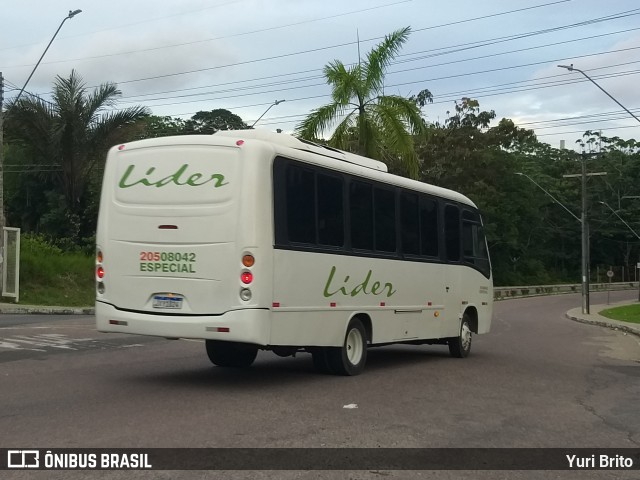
[96,249,105,294]
[242,254,255,267]
[241,271,253,284]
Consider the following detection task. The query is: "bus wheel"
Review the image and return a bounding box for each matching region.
[311,348,334,374]
[448,314,472,358]
[205,340,258,368]
[327,318,367,376]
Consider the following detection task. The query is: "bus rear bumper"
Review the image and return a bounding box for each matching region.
[95,301,271,345]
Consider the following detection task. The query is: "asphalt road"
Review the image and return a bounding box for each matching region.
[0,291,638,480]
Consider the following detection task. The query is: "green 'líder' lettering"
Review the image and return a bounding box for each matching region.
[119,164,228,189]
[323,266,396,298]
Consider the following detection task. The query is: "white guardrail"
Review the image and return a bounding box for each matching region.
[494,281,639,300]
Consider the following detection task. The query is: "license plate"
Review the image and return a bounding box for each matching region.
[152,295,183,309]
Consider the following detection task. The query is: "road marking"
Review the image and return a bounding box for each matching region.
[0,334,145,352]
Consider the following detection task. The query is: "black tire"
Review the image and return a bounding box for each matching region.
[327,318,367,376]
[205,340,258,367]
[448,313,472,358]
[311,347,335,374]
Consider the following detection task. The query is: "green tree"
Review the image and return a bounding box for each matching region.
[418,98,574,285]
[137,115,188,139]
[185,109,248,134]
[5,70,149,240]
[296,26,429,178]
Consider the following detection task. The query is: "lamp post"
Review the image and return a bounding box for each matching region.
[251,100,285,128]
[0,9,82,231]
[557,64,640,126]
[13,9,82,105]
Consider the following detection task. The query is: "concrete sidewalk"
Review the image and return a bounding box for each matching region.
[565,302,640,338]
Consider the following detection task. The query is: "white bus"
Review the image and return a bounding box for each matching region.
[95,129,492,375]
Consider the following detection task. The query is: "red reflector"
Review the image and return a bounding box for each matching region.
[118,145,125,150]
[380,302,386,307]
[236,140,244,146]
[97,266,105,279]
[216,327,230,333]
[158,225,178,229]
[241,272,253,284]
[272,302,280,308]
[427,302,432,306]
[109,320,127,326]
[330,302,336,307]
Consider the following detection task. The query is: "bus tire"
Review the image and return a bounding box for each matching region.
[205,340,258,368]
[327,318,367,376]
[448,313,472,358]
[311,348,334,374]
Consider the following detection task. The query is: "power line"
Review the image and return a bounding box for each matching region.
[1,0,568,69]
[113,26,640,106]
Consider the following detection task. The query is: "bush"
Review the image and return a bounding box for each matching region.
[14,234,94,306]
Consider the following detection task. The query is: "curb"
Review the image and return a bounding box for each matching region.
[565,305,640,338]
[0,305,94,315]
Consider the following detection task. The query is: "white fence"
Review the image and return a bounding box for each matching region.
[2,227,20,303]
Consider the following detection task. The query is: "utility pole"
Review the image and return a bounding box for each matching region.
[563,153,607,314]
[0,72,4,293]
[0,71,4,230]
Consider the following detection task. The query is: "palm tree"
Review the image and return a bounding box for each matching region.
[296,27,429,178]
[6,70,149,217]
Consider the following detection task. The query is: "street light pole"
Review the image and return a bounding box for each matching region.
[13,10,82,105]
[557,64,640,125]
[251,100,285,128]
[0,9,82,232]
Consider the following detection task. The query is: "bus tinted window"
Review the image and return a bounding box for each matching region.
[350,181,374,250]
[318,174,344,247]
[444,204,460,262]
[375,187,396,252]
[463,210,490,277]
[401,192,420,255]
[286,166,315,243]
[420,197,439,257]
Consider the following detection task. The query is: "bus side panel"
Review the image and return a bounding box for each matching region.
[271,250,458,346]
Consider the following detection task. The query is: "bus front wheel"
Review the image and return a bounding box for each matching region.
[327,318,367,376]
[205,340,258,368]
[448,314,472,358]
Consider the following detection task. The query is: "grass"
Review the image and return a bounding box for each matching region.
[1,235,94,307]
[599,304,640,324]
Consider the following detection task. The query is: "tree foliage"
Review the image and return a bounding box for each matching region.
[5,70,149,240]
[295,26,429,178]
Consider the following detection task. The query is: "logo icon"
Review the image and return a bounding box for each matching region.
[7,450,39,468]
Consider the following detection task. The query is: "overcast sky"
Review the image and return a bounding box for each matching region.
[2,0,640,149]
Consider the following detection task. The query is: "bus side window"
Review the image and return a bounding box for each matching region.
[317,174,344,247]
[420,196,439,257]
[444,204,460,262]
[350,181,374,250]
[374,187,396,253]
[401,192,420,256]
[286,165,316,244]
